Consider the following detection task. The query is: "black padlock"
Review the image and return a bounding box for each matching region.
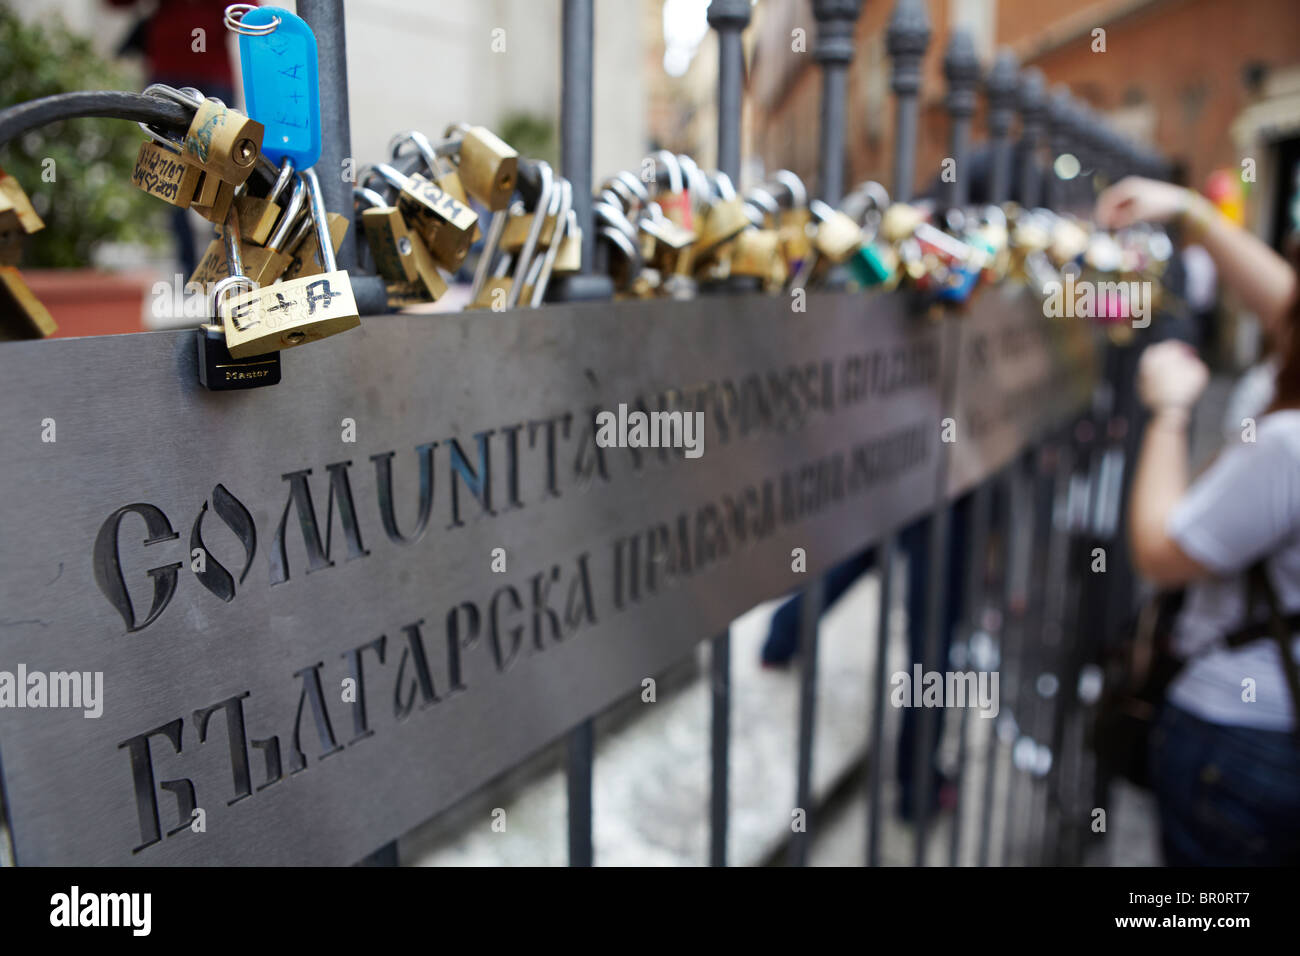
[195,206,282,391]
[196,322,281,390]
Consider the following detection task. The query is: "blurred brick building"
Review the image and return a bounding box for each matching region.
[657,0,1300,247]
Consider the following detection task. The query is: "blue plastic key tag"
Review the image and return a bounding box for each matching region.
[237,6,321,168]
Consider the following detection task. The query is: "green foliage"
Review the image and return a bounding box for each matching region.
[499,111,557,169]
[0,7,166,268]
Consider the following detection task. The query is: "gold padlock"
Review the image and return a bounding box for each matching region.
[553,210,582,274]
[811,200,864,264]
[650,151,693,231]
[640,208,695,275]
[729,228,781,278]
[0,266,57,339]
[222,171,360,358]
[501,209,559,252]
[130,140,202,208]
[358,198,447,299]
[696,197,751,257]
[283,211,349,282]
[880,202,926,244]
[454,125,518,211]
[223,158,295,245]
[360,200,419,282]
[182,99,262,188]
[192,175,306,288]
[469,275,514,311]
[0,170,45,234]
[373,164,478,271]
[192,175,237,225]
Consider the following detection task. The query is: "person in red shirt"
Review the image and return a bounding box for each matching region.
[108,0,242,277]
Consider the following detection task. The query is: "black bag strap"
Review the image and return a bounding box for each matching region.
[1243,559,1300,741]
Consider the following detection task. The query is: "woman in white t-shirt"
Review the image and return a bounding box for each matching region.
[1097,177,1300,866]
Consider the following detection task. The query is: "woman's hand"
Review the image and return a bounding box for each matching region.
[1137,340,1209,414]
[1095,176,1194,230]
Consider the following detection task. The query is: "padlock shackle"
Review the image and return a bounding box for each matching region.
[506,160,554,308]
[514,158,545,208]
[529,178,573,307]
[266,157,296,205]
[368,163,407,195]
[772,170,807,210]
[389,130,453,178]
[745,187,780,219]
[651,150,683,194]
[597,224,641,291]
[353,186,390,211]
[302,168,338,273]
[223,206,245,280]
[470,209,509,302]
[267,176,306,252]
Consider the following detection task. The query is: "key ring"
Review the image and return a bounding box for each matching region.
[224,4,280,36]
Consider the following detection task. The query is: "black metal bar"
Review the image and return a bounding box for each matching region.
[986,50,1018,206]
[948,485,991,866]
[912,317,962,867]
[561,0,597,274]
[296,0,386,314]
[1046,86,1074,212]
[867,536,895,866]
[789,576,824,866]
[942,29,979,209]
[708,0,751,184]
[976,469,1015,866]
[1017,69,1047,208]
[709,629,730,866]
[702,0,750,864]
[813,0,862,205]
[566,718,594,866]
[997,458,1035,866]
[552,0,615,302]
[886,0,931,204]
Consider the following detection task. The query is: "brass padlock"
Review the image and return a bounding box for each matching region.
[372,164,478,271]
[182,99,262,188]
[696,173,752,260]
[729,228,781,279]
[0,169,45,234]
[282,211,350,282]
[130,139,203,208]
[0,266,57,339]
[191,175,237,225]
[453,125,519,211]
[502,208,559,252]
[357,189,447,299]
[771,170,812,267]
[640,205,695,275]
[553,209,582,274]
[811,200,864,264]
[651,151,693,231]
[224,158,295,245]
[221,169,359,358]
[191,175,305,288]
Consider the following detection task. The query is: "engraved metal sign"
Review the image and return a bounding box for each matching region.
[946,283,1100,496]
[0,291,1091,865]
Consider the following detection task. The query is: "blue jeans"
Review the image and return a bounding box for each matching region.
[1150,702,1300,866]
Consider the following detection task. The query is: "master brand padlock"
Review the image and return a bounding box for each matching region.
[220,169,359,358]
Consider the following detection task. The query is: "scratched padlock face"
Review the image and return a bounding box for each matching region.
[221,272,360,358]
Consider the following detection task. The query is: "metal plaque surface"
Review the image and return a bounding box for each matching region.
[947,284,1100,496]
[0,292,968,865]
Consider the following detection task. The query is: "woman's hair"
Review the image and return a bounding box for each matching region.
[1268,250,1300,412]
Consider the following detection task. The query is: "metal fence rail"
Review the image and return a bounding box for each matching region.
[0,0,1169,867]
